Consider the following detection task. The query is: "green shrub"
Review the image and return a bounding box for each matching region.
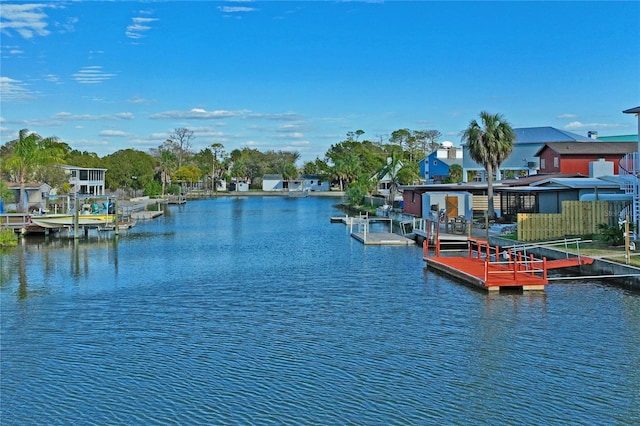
[597,222,634,246]
[0,229,18,247]
[144,180,162,198]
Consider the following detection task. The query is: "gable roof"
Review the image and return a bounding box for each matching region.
[7,182,51,190]
[534,142,637,157]
[514,127,593,144]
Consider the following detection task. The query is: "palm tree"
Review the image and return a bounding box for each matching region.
[210,143,225,194]
[461,111,515,220]
[332,154,361,191]
[158,150,177,196]
[377,151,403,207]
[6,129,63,212]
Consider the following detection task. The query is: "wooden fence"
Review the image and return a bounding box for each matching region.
[517,200,624,241]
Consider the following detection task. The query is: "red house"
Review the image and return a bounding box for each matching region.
[535,142,637,175]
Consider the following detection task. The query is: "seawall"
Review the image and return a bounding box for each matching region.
[489,235,640,290]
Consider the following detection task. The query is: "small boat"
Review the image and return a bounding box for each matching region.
[30,214,117,229]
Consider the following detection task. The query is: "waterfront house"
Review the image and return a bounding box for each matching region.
[496,172,627,221]
[462,127,593,182]
[534,142,637,175]
[402,173,584,219]
[60,165,107,196]
[262,174,330,192]
[295,175,330,192]
[262,174,285,191]
[229,179,249,192]
[420,144,463,183]
[5,182,51,212]
[376,161,403,201]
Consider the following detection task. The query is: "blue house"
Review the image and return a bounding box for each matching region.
[420,144,463,183]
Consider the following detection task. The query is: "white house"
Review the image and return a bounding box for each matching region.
[60,165,107,195]
[377,160,403,200]
[262,174,330,192]
[262,174,285,191]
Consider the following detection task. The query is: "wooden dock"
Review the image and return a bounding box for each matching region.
[424,237,594,291]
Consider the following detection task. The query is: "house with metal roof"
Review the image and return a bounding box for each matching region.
[597,135,638,142]
[462,126,594,182]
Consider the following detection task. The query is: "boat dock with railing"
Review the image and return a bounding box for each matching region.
[331,212,414,245]
[423,227,594,291]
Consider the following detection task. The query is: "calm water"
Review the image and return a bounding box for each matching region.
[1,196,639,425]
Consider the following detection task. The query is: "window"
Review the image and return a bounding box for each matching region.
[541,158,546,169]
[553,157,559,168]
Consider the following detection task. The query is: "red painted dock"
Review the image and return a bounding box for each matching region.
[424,237,593,291]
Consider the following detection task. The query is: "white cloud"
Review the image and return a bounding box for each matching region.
[564,121,626,131]
[150,108,242,119]
[115,112,135,120]
[247,112,304,121]
[53,111,135,121]
[100,130,129,137]
[126,15,158,39]
[0,3,51,39]
[44,74,60,84]
[557,113,577,120]
[56,16,78,33]
[0,76,34,100]
[72,66,116,84]
[218,6,257,13]
[128,95,153,104]
[277,132,304,139]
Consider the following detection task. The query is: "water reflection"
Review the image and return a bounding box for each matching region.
[3,231,122,299]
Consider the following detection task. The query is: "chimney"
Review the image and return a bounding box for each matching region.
[587,131,598,139]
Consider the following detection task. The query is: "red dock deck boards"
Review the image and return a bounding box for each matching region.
[424,236,594,291]
[425,256,548,290]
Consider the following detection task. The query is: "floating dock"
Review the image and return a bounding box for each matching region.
[331,214,414,245]
[424,237,594,291]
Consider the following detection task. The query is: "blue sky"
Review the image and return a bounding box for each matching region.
[1,1,639,164]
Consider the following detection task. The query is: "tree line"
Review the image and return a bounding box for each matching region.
[1,111,515,218]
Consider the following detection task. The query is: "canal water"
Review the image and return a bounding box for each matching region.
[1,196,639,425]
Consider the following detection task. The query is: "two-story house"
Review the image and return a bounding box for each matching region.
[60,165,107,196]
